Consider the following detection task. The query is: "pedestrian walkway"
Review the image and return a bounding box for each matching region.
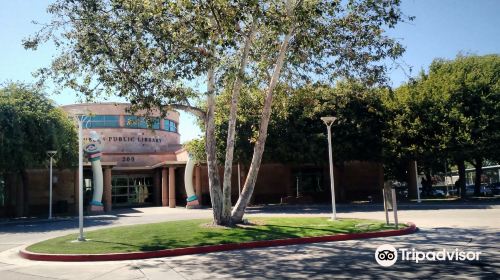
[0,204,498,279]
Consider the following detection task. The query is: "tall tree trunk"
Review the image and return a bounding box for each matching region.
[231,28,294,223]
[457,159,466,198]
[221,21,257,224]
[407,160,418,199]
[205,66,224,225]
[474,157,482,196]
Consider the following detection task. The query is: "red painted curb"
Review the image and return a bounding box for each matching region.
[19,222,416,262]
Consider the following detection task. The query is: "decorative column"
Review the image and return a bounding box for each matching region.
[103,167,112,212]
[169,167,176,208]
[195,166,202,204]
[161,167,168,206]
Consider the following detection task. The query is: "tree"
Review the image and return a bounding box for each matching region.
[26,0,411,225]
[384,54,500,197]
[201,81,387,165]
[381,75,450,194]
[426,55,500,196]
[0,83,77,216]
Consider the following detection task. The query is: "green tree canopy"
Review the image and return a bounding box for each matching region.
[0,83,77,174]
[383,54,500,195]
[0,83,78,216]
[187,81,387,165]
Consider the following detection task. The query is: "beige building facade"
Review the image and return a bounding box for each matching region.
[1,102,384,217]
[61,103,192,212]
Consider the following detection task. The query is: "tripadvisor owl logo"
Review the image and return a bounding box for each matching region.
[374,244,482,266]
[375,244,398,267]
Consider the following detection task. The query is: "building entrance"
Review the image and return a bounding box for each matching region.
[111,175,154,206]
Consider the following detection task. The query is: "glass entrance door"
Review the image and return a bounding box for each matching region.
[112,175,154,206]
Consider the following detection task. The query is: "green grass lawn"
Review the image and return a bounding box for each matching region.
[26,217,402,254]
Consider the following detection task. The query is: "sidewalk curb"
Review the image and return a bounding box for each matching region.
[0,217,74,226]
[0,215,120,227]
[19,222,417,262]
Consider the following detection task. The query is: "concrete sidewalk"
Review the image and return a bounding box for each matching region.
[2,199,498,226]
[0,205,499,279]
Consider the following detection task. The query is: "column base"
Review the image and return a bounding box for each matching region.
[88,205,104,213]
[186,199,200,209]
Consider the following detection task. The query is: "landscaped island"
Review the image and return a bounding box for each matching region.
[26,218,404,255]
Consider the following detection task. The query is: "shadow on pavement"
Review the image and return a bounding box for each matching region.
[128,227,499,279]
[0,216,117,233]
[0,207,154,233]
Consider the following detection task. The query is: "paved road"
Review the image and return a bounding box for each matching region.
[0,203,498,279]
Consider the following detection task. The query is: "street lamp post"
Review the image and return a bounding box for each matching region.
[321,116,337,220]
[46,150,57,220]
[76,115,86,242]
[415,161,421,203]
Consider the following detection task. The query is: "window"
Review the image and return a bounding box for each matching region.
[87,115,119,128]
[125,116,160,129]
[163,119,177,132]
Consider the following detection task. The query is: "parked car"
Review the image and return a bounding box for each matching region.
[466,184,493,196]
[394,186,409,199]
[486,182,500,195]
[447,189,459,196]
[432,189,445,197]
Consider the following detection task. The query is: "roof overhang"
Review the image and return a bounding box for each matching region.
[83,162,117,168]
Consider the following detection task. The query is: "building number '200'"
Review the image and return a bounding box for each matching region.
[122,157,135,162]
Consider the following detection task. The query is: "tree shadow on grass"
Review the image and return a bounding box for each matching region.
[258,223,385,235]
[245,202,499,215]
[90,235,182,252]
[128,222,388,252]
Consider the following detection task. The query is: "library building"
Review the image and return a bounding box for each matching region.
[0,103,383,217]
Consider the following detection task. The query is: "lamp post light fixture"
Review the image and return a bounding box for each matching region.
[321,116,337,220]
[46,150,57,220]
[67,108,90,242]
[75,115,86,242]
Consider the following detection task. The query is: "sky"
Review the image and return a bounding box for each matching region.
[1,0,499,143]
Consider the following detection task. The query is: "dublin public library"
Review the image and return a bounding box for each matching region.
[0,103,383,217]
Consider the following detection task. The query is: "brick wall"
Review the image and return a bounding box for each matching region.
[23,169,77,216]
